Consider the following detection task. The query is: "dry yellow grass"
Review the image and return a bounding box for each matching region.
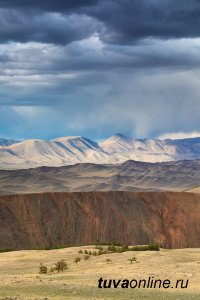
[0,246,200,299]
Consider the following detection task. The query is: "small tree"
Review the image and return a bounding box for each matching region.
[74,257,81,264]
[128,257,137,264]
[55,260,68,273]
[39,263,48,274]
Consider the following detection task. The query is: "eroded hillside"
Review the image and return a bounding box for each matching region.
[0,191,200,250]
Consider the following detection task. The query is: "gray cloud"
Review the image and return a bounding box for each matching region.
[1,38,200,80]
[0,0,200,140]
[1,58,200,139]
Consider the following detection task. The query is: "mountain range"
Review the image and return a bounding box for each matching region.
[1,133,200,169]
[0,159,200,195]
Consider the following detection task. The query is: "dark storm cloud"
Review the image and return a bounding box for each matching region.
[0,0,98,12]
[1,38,200,79]
[89,0,200,44]
[0,10,101,44]
[0,0,200,44]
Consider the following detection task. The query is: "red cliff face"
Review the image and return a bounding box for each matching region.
[0,191,200,250]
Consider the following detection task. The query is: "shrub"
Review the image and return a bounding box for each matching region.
[107,244,128,253]
[129,244,160,252]
[148,243,160,251]
[128,257,137,264]
[84,255,90,261]
[39,263,48,274]
[84,250,88,254]
[106,243,160,254]
[49,266,56,273]
[107,245,118,252]
[74,257,81,264]
[119,244,129,253]
[111,241,122,247]
[95,246,103,250]
[97,249,108,256]
[78,250,83,254]
[54,260,68,272]
[106,259,112,264]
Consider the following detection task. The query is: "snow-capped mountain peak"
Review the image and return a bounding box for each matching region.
[1,133,200,169]
[100,133,133,153]
[103,133,131,143]
[0,138,20,147]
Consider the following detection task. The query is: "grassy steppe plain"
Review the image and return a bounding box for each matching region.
[0,246,200,300]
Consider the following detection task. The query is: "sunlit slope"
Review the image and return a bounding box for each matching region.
[1,134,200,169]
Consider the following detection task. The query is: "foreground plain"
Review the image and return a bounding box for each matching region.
[0,246,200,300]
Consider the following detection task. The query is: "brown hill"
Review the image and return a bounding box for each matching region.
[0,160,200,195]
[0,191,200,250]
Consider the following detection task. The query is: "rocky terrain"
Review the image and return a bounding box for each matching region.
[1,191,200,250]
[0,159,200,195]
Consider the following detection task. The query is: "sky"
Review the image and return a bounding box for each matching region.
[0,0,200,141]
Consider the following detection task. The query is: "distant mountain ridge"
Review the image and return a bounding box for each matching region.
[0,138,20,147]
[0,133,200,169]
[0,159,200,195]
